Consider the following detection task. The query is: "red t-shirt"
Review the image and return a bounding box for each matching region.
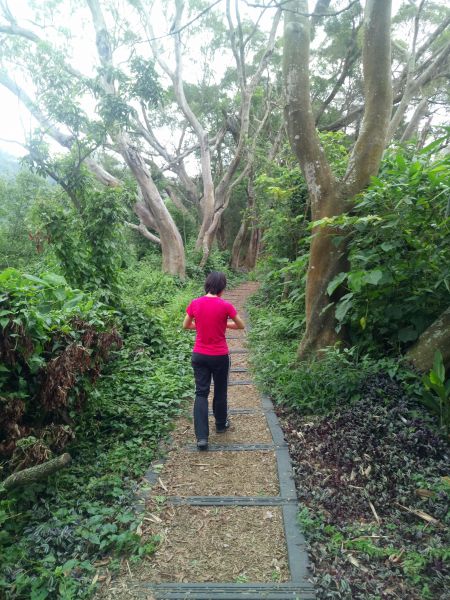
[186,296,237,355]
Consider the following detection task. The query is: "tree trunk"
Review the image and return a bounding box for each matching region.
[283,0,392,360]
[299,216,350,357]
[406,307,450,372]
[117,136,186,278]
[3,453,72,491]
[231,219,248,270]
[216,217,227,251]
[232,174,260,271]
[195,6,281,260]
[244,225,260,270]
[400,97,428,142]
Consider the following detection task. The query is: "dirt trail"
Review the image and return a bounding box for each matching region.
[98,282,315,600]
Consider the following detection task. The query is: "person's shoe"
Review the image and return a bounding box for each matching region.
[197,439,208,450]
[216,420,230,433]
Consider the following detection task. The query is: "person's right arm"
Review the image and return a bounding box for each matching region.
[227,313,245,330]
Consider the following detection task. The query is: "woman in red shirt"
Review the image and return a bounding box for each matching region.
[183,272,245,450]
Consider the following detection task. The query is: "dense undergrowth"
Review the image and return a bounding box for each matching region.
[280,374,450,599]
[0,251,241,599]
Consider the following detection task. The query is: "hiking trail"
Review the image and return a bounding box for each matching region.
[100,282,315,600]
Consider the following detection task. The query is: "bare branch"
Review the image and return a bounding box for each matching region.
[387,0,426,141]
[138,0,223,42]
[315,22,361,124]
[0,21,89,83]
[0,72,73,147]
[244,0,359,18]
[227,0,246,91]
[126,220,161,245]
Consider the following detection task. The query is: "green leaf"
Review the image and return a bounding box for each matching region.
[42,272,67,286]
[53,288,67,302]
[432,350,445,383]
[429,371,443,387]
[348,270,366,293]
[335,294,354,322]
[327,272,347,296]
[23,274,47,285]
[364,270,383,286]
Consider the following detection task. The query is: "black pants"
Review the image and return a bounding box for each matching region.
[191,352,230,440]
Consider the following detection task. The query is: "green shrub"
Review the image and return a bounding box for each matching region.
[421,351,450,434]
[0,268,117,414]
[0,262,198,598]
[326,139,450,353]
[247,289,419,414]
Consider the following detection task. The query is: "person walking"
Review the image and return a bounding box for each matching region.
[183,271,245,450]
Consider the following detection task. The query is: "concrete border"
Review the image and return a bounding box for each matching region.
[138,582,316,599]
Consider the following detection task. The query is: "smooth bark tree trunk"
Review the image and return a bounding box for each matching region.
[299,217,350,356]
[118,137,186,278]
[400,97,429,142]
[231,175,260,271]
[244,225,260,270]
[406,307,450,372]
[283,0,392,360]
[87,0,186,277]
[195,6,281,263]
[216,218,227,251]
[230,219,248,270]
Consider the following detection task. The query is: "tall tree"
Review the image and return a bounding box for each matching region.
[283,0,393,359]
[133,0,281,265]
[0,0,187,277]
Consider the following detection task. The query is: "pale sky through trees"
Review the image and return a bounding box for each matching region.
[0,0,442,158]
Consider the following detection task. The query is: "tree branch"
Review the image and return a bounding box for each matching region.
[387,0,425,141]
[283,0,335,215]
[244,0,359,18]
[315,22,361,124]
[3,453,72,491]
[138,0,223,42]
[0,72,74,147]
[126,220,161,244]
[344,0,392,195]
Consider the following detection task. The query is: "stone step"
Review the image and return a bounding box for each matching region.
[209,408,261,415]
[186,442,280,452]
[137,582,316,599]
[168,495,297,506]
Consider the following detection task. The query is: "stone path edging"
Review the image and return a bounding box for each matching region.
[139,582,316,599]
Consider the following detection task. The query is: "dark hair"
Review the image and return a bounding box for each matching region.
[205,271,227,295]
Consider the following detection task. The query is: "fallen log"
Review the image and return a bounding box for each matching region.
[406,306,450,372]
[2,453,72,491]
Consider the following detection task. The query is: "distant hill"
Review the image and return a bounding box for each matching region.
[0,149,21,177]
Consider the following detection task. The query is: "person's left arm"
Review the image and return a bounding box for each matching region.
[183,314,196,330]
